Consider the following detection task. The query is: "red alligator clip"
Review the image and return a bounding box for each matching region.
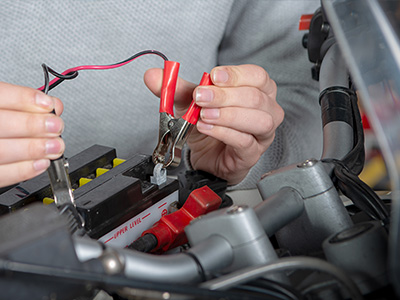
[141,185,222,253]
[152,61,213,168]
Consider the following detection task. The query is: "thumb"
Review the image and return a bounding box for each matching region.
[144,68,197,117]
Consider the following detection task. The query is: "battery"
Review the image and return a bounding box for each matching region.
[74,153,178,240]
[0,145,117,214]
[0,145,179,245]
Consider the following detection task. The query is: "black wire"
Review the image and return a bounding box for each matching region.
[251,278,303,300]
[47,66,79,80]
[324,158,390,224]
[234,285,293,300]
[233,278,303,300]
[41,64,50,95]
[338,167,389,223]
[41,64,78,95]
[300,279,339,297]
[0,258,266,300]
[40,49,168,93]
[320,84,390,225]
[127,234,158,253]
[340,85,365,175]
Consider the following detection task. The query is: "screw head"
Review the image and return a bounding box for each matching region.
[298,159,318,168]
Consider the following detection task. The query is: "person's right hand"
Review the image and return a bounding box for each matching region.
[0,82,65,188]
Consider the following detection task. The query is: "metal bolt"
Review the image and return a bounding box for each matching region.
[227,205,247,215]
[168,120,175,128]
[298,158,318,168]
[321,22,330,34]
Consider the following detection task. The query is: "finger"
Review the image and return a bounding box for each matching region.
[200,107,276,140]
[144,68,197,112]
[0,159,50,188]
[0,110,64,138]
[210,65,276,95]
[195,85,275,110]
[0,137,65,164]
[54,97,64,116]
[143,68,163,97]
[0,82,60,113]
[196,121,264,165]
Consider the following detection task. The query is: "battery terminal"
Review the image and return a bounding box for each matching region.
[150,163,167,186]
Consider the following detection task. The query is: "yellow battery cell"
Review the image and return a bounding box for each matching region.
[79,177,93,187]
[113,158,126,167]
[96,168,109,177]
[43,197,55,205]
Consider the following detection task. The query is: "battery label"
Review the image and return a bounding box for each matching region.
[99,190,178,248]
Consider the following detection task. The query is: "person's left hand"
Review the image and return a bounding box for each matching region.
[144,64,284,185]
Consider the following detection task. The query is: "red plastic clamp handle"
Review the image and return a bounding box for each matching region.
[159,60,180,116]
[182,72,212,124]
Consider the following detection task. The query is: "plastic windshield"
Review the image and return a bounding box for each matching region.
[322,0,400,293]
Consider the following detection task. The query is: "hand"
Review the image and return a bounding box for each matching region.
[0,82,65,188]
[144,64,283,185]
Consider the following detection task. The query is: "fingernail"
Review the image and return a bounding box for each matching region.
[45,117,64,134]
[36,92,53,109]
[45,139,62,154]
[197,121,214,131]
[212,69,229,83]
[33,159,50,171]
[195,87,214,103]
[201,108,220,120]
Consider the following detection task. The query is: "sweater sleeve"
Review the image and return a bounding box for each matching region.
[214,0,323,189]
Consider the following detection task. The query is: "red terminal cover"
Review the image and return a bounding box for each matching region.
[299,14,314,31]
[141,185,222,252]
[160,61,180,116]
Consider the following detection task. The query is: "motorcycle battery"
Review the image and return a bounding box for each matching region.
[0,145,179,247]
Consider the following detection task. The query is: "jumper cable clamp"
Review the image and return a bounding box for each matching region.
[152,61,212,169]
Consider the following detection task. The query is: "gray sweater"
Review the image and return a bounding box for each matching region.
[0,0,322,189]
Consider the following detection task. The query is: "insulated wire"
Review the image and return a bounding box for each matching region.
[234,278,302,300]
[201,257,363,300]
[323,158,390,224]
[336,163,389,222]
[340,86,365,175]
[234,285,295,300]
[319,85,390,225]
[41,64,78,95]
[39,49,168,92]
[300,279,339,297]
[250,278,303,300]
[0,258,266,300]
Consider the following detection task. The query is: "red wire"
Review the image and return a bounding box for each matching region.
[38,52,163,91]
